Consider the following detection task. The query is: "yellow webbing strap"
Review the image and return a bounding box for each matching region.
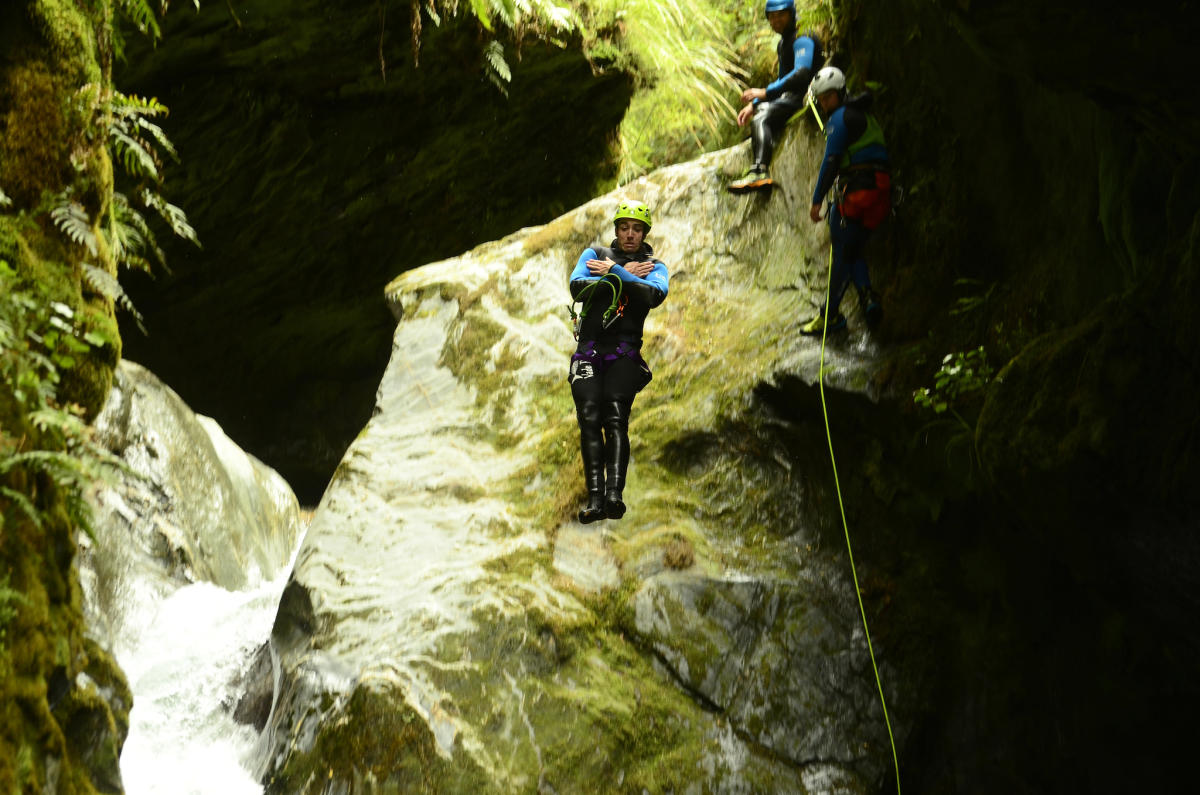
[808,92,826,132]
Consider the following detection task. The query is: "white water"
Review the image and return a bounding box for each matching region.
[115,566,292,795]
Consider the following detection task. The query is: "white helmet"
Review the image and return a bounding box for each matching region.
[810,65,846,97]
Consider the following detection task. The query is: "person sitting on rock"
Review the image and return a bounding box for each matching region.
[729,0,822,193]
[567,200,669,524]
[801,65,891,335]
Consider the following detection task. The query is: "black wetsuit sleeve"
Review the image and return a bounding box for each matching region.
[777,65,814,97]
[624,281,666,309]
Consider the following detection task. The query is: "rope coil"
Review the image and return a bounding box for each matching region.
[568,272,625,340]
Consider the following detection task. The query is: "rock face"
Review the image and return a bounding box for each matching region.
[82,360,303,650]
[257,124,904,792]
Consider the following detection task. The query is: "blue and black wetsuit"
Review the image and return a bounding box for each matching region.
[812,93,890,319]
[751,25,821,169]
[568,241,669,519]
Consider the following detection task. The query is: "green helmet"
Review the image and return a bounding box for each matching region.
[612,200,652,231]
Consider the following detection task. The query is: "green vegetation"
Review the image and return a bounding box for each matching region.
[913,346,993,420]
[265,686,490,794]
[0,257,133,792]
[912,346,994,481]
[0,0,203,789]
[411,0,836,182]
[0,575,28,655]
[564,0,827,181]
[0,262,127,537]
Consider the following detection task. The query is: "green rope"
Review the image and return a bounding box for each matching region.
[569,272,624,338]
[814,241,902,794]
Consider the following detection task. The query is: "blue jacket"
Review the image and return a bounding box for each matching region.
[811,97,890,206]
[569,244,669,298]
[765,27,819,101]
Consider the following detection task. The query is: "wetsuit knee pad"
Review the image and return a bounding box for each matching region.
[751,105,774,164]
[600,398,633,431]
[574,397,603,428]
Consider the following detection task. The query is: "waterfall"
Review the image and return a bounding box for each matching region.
[83,361,306,794]
[116,565,294,795]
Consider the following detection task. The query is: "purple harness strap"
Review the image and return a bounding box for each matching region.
[568,340,650,385]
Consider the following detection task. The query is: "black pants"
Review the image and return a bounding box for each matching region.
[569,355,651,496]
[751,91,807,169]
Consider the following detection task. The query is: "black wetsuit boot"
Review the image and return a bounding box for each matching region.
[856,285,883,328]
[602,398,632,519]
[577,399,607,524]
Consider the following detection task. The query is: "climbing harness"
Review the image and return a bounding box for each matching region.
[815,242,902,794]
[836,165,892,230]
[568,272,626,340]
[568,338,651,385]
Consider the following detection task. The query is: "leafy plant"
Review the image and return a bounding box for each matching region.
[414,0,756,176]
[913,346,993,419]
[0,261,127,540]
[913,346,994,481]
[50,195,97,256]
[600,0,747,180]
[81,263,146,334]
[43,85,199,330]
[115,0,164,39]
[483,40,513,95]
[104,90,200,268]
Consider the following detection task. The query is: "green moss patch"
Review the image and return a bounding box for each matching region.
[266,685,489,795]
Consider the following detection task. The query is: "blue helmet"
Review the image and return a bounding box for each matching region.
[765,0,795,15]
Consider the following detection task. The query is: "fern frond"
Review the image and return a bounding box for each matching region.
[106,192,163,271]
[540,3,574,32]
[109,92,176,163]
[490,0,517,28]
[134,117,179,162]
[484,40,512,94]
[141,190,199,247]
[0,486,42,529]
[27,406,89,438]
[81,263,147,334]
[0,449,86,476]
[111,90,169,118]
[469,0,493,31]
[122,193,167,266]
[51,196,98,256]
[110,127,160,179]
[105,193,136,265]
[115,0,162,39]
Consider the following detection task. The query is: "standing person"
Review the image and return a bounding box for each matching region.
[729,0,822,193]
[801,65,891,335]
[567,200,669,524]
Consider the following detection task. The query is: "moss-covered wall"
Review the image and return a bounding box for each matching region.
[1,2,131,792]
[1,0,122,414]
[112,0,634,502]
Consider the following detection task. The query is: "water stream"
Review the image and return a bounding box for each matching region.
[114,546,300,794]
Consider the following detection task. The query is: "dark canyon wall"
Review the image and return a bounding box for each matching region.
[115,0,633,501]
[825,1,1200,792]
